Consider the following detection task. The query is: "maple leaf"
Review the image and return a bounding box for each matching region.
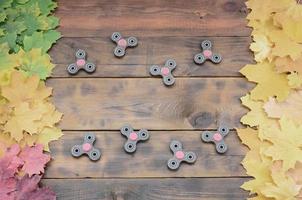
[0,145,21,174]
[16,48,55,80]
[268,30,302,61]
[13,175,55,200]
[23,30,61,53]
[1,71,52,107]
[264,91,302,124]
[19,144,50,177]
[240,94,277,128]
[37,127,63,152]
[273,2,302,43]
[0,43,19,71]
[261,167,301,200]
[250,34,272,62]
[4,102,44,141]
[287,72,302,89]
[275,56,302,75]
[240,61,290,102]
[263,118,302,171]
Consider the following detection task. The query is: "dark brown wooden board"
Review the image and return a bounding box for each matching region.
[45,131,247,178]
[47,78,252,130]
[50,36,253,78]
[43,178,249,200]
[45,0,253,198]
[55,0,250,37]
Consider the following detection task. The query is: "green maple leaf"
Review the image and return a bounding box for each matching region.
[23,30,61,53]
[36,0,57,15]
[0,43,19,70]
[17,48,55,79]
[0,0,13,9]
[0,10,7,22]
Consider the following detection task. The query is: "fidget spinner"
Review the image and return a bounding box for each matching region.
[111,32,138,57]
[149,59,177,86]
[71,133,101,161]
[201,125,230,153]
[67,49,96,74]
[167,140,197,170]
[194,40,222,65]
[120,124,150,153]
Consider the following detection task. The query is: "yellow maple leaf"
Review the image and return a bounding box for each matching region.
[237,128,273,196]
[240,94,278,128]
[240,61,290,101]
[268,30,302,60]
[1,71,52,107]
[287,72,302,89]
[275,56,302,74]
[250,34,273,62]
[246,0,291,23]
[37,127,63,152]
[262,118,302,171]
[261,166,301,200]
[4,102,44,141]
[263,91,302,125]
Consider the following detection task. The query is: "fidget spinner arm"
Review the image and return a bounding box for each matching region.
[111,32,138,57]
[194,40,222,65]
[201,125,230,153]
[149,59,177,86]
[71,133,101,161]
[67,49,96,75]
[167,140,197,170]
[120,124,150,153]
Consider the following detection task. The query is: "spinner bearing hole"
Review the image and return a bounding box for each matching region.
[206,134,209,137]
[222,128,225,132]
[125,128,128,131]
[75,149,79,152]
[142,133,146,136]
[174,144,178,148]
[220,145,224,149]
[189,155,192,159]
[88,136,91,139]
[172,162,176,165]
[93,153,97,156]
[168,78,171,81]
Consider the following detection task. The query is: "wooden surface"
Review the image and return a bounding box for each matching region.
[45,0,252,199]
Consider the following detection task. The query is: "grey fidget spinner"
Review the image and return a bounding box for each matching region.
[111,32,138,57]
[120,124,150,153]
[167,140,197,170]
[194,40,222,65]
[71,133,101,161]
[149,59,177,86]
[67,49,96,74]
[201,125,230,153]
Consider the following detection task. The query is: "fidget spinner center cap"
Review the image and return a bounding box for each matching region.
[161,67,170,76]
[82,143,92,152]
[129,132,138,141]
[175,151,185,159]
[213,133,222,142]
[118,39,127,47]
[203,50,212,58]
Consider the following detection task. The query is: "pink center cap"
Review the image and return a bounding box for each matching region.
[118,39,127,47]
[161,67,170,76]
[82,143,92,152]
[76,59,86,66]
[175,151,185,159]
[129,132,138,141]
[213,133,222,142]
[203,50,212,58]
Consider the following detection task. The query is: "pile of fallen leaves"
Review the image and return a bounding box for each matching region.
[237,0,302,199]
[0,0,62,199]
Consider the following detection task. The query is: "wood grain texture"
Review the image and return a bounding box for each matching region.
[47,78,252,130]
[43,178,248,200]
[50,36,252,78]
[55,0,250,37]
[45,130,247,178]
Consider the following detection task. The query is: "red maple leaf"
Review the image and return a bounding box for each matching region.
[19,145,51,177]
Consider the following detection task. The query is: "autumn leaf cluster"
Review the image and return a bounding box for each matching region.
[0,0,61,198]
[238,0,302,199]
[0,144,55,199]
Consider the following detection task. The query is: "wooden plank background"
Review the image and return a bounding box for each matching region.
[45,0,252,199]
